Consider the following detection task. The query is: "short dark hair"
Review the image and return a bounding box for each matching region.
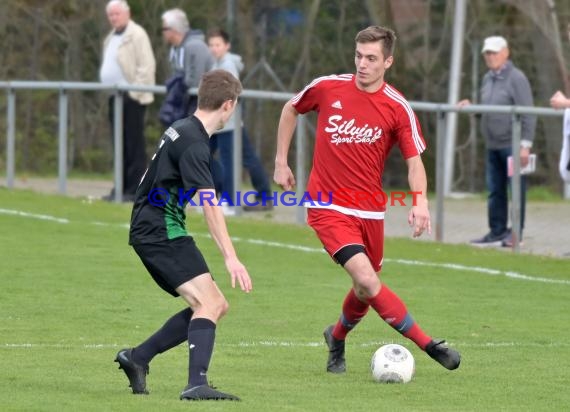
[197,69,242,110]
[355,26,397,58]
[206,28,230,44]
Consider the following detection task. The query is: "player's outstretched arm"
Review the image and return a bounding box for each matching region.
[199,189,252,293]
[274,100,299,191]
[406,155,431,238]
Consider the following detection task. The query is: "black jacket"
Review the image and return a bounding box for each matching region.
[159,72,190,128]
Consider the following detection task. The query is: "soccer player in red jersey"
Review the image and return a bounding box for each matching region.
[274,26,460,373]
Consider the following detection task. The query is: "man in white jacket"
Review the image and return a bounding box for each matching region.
[100,0,156,201]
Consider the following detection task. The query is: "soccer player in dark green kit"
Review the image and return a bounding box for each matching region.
[115,69,252,401]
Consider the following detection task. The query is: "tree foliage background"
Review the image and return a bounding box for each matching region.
[1,0,570,193]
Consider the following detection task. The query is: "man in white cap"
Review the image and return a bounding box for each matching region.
[460,35,536,247]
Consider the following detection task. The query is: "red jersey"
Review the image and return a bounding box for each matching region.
[292,74,426,217]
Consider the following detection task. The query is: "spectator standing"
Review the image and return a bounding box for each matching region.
[207,29,273,212]
[100,0,156,202]
[460,36,536,247]
[159,8,213,127]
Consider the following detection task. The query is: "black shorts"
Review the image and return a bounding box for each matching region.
[132,236,210,297]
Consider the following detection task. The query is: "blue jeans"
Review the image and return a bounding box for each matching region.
[210,129,271,204]
[486,147,526,236]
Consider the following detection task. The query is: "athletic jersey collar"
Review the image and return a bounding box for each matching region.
[353,76,387,95]
[189,115,210,142]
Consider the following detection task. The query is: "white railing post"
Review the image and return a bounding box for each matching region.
[510,113,522,253]
[113,91,123,203]
[6,88,16,188]
[295,115,306,225]
[233,102,243,215]
[58,88,68,194]
[435,110,447,242]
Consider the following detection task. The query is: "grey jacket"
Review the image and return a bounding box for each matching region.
[212,53,245,133]
[168,30,213,89]
[212,53,244,79]
[479,60,536,149]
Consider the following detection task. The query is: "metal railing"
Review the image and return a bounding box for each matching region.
[0,81,295,205]
[1,81,568,252]
[427,103,566,252]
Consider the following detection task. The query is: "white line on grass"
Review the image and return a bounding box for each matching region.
[1,208,569,285]
[2,341,569,349]
[0,208,69,224]
[91,221,130,229]
[385,258,570,285]
[215,235,570,285]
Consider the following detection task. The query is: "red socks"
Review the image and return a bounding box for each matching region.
[332,288,370,340]
[367,285,432,350]
[331,285,432,351]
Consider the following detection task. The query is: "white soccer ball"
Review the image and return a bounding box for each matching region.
[370,344,415,383]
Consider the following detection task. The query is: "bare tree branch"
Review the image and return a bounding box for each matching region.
[288,0,321,90]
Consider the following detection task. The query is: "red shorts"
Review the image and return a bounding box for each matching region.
[307,208,384,272]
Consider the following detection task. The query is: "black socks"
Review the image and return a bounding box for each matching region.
[187,318,216,387]
[132,307,192,366]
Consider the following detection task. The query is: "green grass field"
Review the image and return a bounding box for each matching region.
[1,189,569,411]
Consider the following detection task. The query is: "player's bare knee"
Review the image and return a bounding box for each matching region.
[206,295,229,319]
[217,298,230,318]
[354,274,381,298]
[352,285,368,301]
[193,297,227,321]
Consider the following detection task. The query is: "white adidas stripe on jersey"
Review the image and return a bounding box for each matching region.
[383,85,426,154]
[292,74,353,105]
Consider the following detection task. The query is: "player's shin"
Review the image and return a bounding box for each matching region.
[332,288,370,340]
[367,285,432,350]
[187,318,216,387]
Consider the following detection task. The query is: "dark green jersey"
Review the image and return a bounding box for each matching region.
[129,115,214,244]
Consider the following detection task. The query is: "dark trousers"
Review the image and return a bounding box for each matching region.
[486,147,526,236]
[108,95,148,195]
[210,128,271,204]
